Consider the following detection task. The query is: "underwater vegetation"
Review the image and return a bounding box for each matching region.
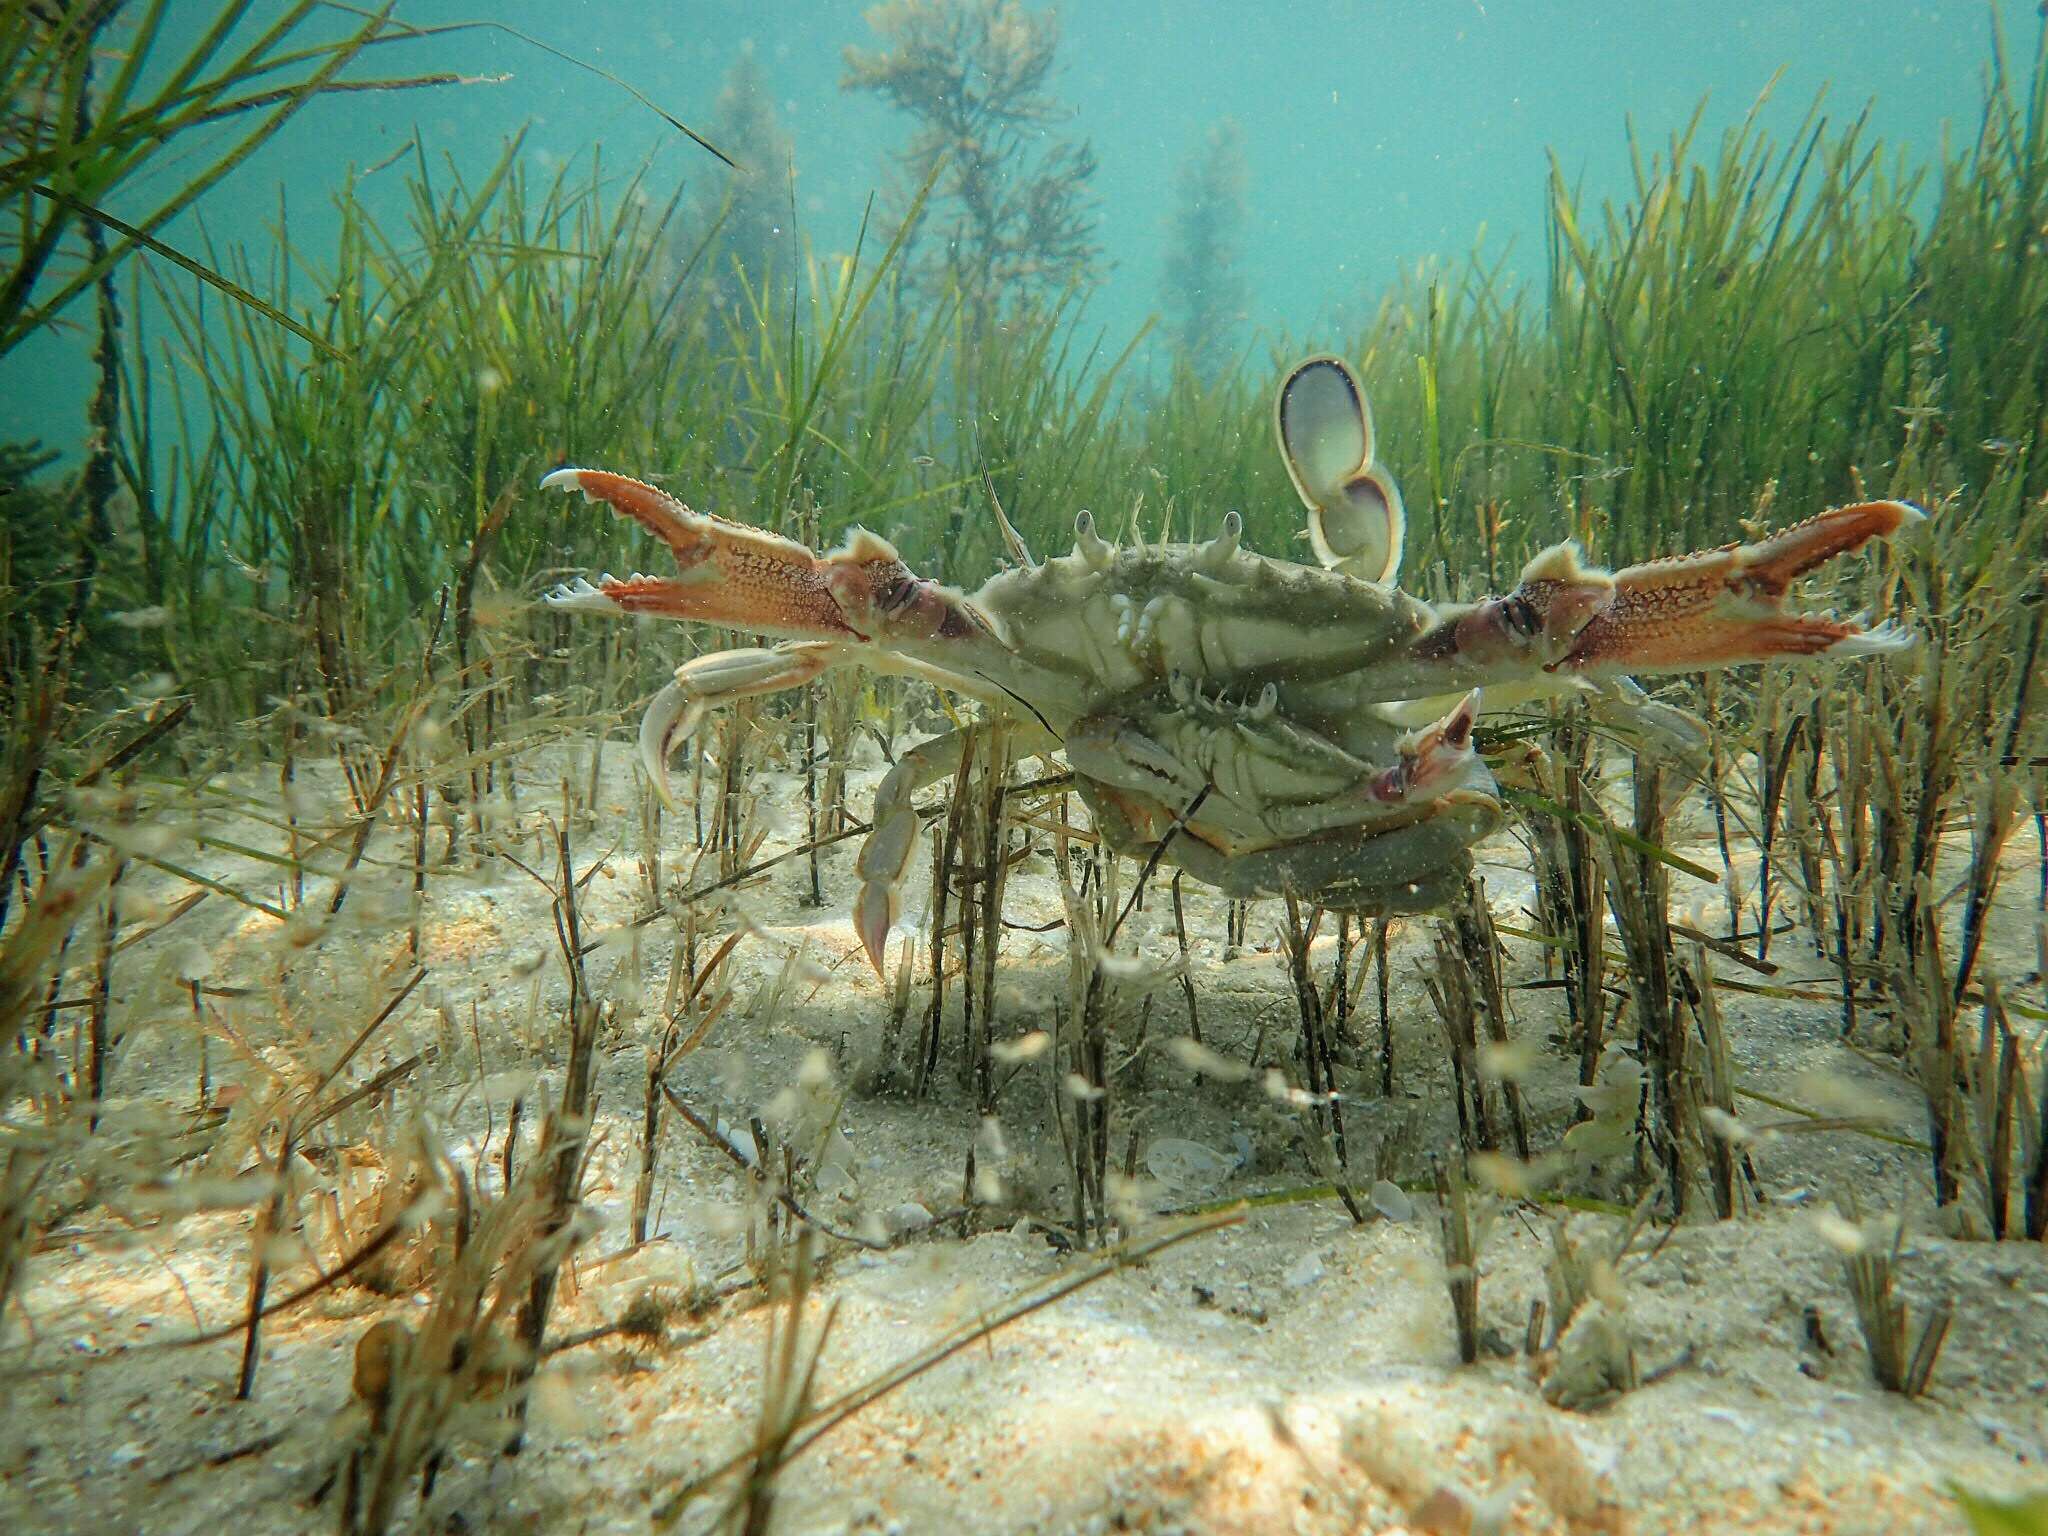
[1,1,2047,1532]
[842,0,1100,320]
[682,47,797,324]
[1161,115,1251,378]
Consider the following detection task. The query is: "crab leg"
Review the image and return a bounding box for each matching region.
[852,721,1057,974]
[853,733,968,976]
[542,470,869,638]
[638,642,844,810]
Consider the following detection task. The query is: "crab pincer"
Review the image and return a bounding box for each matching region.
[1412,499,1922,683]
[541,468,865,638]
[1555,500,1924,675]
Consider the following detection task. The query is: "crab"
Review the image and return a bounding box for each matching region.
[541,356,1920,973]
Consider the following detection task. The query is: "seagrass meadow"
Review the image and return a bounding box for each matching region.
[2,3,2047,1534]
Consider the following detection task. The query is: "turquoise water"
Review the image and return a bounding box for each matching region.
[3,0,2038,456]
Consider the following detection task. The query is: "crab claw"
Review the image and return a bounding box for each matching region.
[1555,500,1924,675]
[543,466,993,651]
[1369,689,1482,803]
[542,467,863,638]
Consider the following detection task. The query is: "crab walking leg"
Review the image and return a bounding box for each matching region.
[852,732,969,976]
[850,721,1057,975]
[1062,717,1210,809]
[638,643,845,810]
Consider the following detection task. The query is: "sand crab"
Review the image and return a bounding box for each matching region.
[542,357,1918,971]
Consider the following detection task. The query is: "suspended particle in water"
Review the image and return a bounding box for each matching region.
[991,1030,1050,1064]
[1809,1208,1867,1256]
[1164,1036,1253,1082]
[1371,1180,1415,1222]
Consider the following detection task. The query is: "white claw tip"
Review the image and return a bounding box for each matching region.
[1830,620,1918,658]
[1440,688,1482,749]
[542,576,622,614]
[541,467,609,504]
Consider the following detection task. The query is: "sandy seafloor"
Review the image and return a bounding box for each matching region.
[3,733,2045,1536]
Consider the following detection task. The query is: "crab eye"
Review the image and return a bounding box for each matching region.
[1500,595,1542,641]
[877,574,919,614]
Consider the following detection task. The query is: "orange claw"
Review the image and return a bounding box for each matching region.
[1556,500,1923,675]
[543,466,991,648]
[542,467,860,639]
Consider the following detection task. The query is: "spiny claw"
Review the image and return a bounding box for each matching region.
[1413,500,1924,683]
[1369,688,1481,803]
[543,466,703,552]
[542,466,862,638]
[1821,618,1917,658]
[1557,500,1924,675]
[1726,500,1924,592]
[638,681,701,812]
[544,466,989,646]
[545,575,623,615]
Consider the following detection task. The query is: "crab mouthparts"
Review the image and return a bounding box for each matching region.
[1370,689,1481,803]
